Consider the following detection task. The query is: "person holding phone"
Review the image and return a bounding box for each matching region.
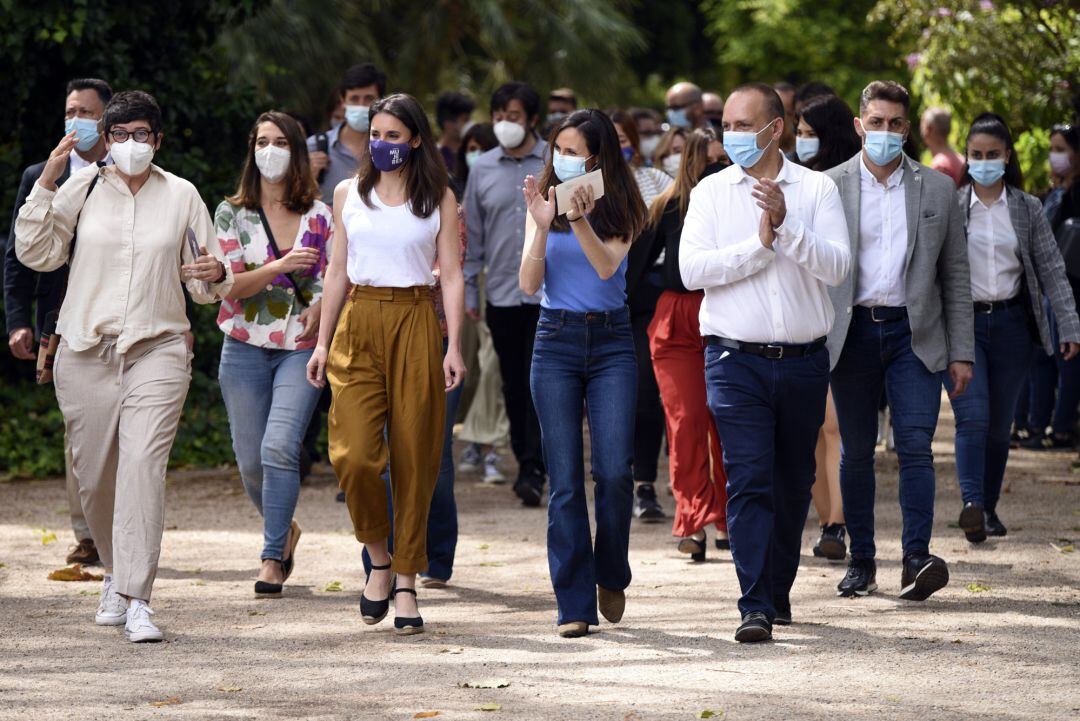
[306,93,465,636]
[519,109,646,638]
[14,90,233,643]
[214,111,332,598]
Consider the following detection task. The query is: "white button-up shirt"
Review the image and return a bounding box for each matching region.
[968,187,1022,303]
[854,156,908,307]
[679,159,851,344]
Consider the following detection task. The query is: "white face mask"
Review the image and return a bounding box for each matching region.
[255,145,291,183]
[1050,151,1072,176]
[639,135,661,161]
[661,154,681,176]
[493,120,527,149]
[111,139,155,176]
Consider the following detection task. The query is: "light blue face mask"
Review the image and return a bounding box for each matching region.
[65,117,101,152]
[863,130,904,166]
[796,136,820,164]
[722,118,777,169]
[465,149,482,168]
[967,159,1006,187]
[344,104,370,133]
[553,151,591,182]
[667,107,690,129]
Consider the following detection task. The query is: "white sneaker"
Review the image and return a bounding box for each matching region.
[482,451,506,484]
[124,600,163,643]
[95,575,127,626]
[458,443,482,473]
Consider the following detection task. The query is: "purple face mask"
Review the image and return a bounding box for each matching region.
[369,139,412,172]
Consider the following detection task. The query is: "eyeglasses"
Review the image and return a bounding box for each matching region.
[109,128,153,143]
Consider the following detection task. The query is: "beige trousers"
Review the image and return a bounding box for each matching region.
[64,432,91,541]
[54,334,191,600]
[457,315,509,446]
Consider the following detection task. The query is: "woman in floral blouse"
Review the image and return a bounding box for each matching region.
[215,111,333,597]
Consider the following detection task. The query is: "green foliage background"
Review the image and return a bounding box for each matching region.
[2,0,1078,477]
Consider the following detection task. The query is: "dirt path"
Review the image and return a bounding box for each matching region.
[1,398,1078,720]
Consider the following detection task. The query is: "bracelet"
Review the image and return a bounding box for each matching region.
[527,251,546,262]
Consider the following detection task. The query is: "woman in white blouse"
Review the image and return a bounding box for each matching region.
[947,112,1080,544]
[15,91,232,643]
[215,111,333,598]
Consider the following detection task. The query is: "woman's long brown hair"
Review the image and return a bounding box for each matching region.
[357,93,447,219]
[538,109,646,242]
[227,111,318,214]
[646,127,716,229]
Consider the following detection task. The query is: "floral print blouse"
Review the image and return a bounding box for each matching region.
[214,200,333,350]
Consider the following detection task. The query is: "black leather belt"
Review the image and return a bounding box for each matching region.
[973,296,1023,314]
[854,305,907,323]
[706,336,826,360]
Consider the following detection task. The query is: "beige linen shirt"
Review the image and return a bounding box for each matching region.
[15,163,233,354]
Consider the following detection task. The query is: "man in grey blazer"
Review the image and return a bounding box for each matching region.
[825,81,974,602]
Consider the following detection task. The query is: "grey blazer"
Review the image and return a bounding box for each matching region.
[825,154,974,373]
[959,184,1080,354]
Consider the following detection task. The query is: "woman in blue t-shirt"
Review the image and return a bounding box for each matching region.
[519,109,646,638]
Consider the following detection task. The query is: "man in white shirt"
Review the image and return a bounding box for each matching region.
[824,81,974,603]
[680,83,851,643]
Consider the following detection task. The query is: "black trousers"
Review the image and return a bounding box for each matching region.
[486,303,545,478]
[631,308,665,484]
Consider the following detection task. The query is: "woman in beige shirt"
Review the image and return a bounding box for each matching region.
[15,90,232,644]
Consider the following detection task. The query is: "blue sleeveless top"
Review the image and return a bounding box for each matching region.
[540,229,628,313]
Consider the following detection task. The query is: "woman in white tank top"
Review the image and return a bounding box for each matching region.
[307,94,466,636]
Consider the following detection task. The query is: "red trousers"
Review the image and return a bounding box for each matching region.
[648,290,728,537]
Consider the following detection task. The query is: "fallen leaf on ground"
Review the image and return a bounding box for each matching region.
[478,562,505,568]
[247,610,266,616]
[322,581,343,592]
[1051,539,1075,553]
[414,712,440,719]
[966,582,991,593]
[35,528,58,545]
[48,564,103,582]
[439,647,464,654]
[149,697,181,707]
[476,703,501,712]
[696,711,723,719]
[459,679,510,689]
[477,543,490,550]
[78,589,100,596]
[217,686,242,692]
[191,580,206,586]
[0,563,7,569]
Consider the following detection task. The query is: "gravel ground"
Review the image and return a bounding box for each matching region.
[1,397,1078,721]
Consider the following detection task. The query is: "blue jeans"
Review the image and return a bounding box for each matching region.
[1015,297,1058,432]
[831,313,942,560]
[219,337,322,560]
[361,343,463,581]
[530,307,636,625]
[945,305,1036,511]
[705,343,828,621]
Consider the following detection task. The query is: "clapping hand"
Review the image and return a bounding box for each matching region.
[523,175,556,230]
[38,132,79,190]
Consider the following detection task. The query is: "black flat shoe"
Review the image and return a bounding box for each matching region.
[773,597,792,626]
[677,533,707,562]
[959,502,986,543]
[360,561,394,625]
[254,560,286,598]
[282,521,302,582]
[714,535,730,551]
[393,588,424,636]
[985,510,1007,537]
[735,611,772,643]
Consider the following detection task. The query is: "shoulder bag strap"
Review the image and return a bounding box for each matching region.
[256,206,309,307]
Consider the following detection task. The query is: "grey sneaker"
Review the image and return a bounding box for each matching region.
[458,443,482,473]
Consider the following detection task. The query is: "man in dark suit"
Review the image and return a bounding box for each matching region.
[4,77,112,566]
[825,80,974,603]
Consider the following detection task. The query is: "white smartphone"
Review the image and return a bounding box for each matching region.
[555,169,605,216]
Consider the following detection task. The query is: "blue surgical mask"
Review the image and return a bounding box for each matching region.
[863,130,904,166]
[968,159,1006,187]
[722,119,777,169]
[465,149,482,168]
[796,136,820,164]
[65,117,101,152]
[667,107,690,129]
[553,151,590,182]
[344,104,370,133]
[621,146,635,162]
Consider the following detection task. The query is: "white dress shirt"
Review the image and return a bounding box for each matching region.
[967,187,1022,302]
[68,150,111,174]
[679,159,851,344]
[854,156,908,307]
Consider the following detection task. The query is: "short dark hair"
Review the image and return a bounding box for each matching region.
[794,82,836,108]
[964,112,1024,189]
[436,92,476,129]
[773,81,796,94]
[729,82,786,123]
[102,90,163,135]
[340,63,387,97]
[860,80,910,113]
[490,81,540,120]
[798,95,862,172]
[66,78,112,105]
